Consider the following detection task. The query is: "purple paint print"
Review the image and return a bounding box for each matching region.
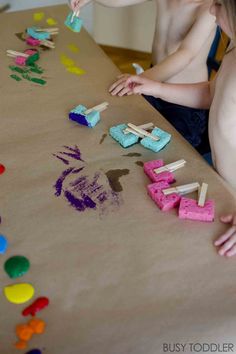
[53,145,84,165]
[54,167,75,197]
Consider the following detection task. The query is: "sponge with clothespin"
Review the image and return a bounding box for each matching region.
[64,11,83,32]
[6,49,39,66]
[178,182,215,222]
[147,180,181,212]
[109,122,154,148]
[27,27,59,41]
[144,159,186,184]
[69,102,108,128]
[140,127,171,152]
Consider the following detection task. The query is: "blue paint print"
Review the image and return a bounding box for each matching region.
[0,235,8,254]
[53,145,84,165]
[25,349,42,354]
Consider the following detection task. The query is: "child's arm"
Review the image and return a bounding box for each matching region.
[110,75,212,109]
[70,0,147,11]
[214,215,236,257]
[140,6,216,81]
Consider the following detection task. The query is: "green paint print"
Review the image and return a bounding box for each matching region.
[10,74,22,81]
[30,77,46,85]
[4,256,30,279]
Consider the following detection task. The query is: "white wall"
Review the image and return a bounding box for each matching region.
[0,0,94,34]
[93,1,156,52]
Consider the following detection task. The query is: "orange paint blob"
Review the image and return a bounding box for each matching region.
[28,318,46,334]
[16,324,34,341]
[15,340,27,350]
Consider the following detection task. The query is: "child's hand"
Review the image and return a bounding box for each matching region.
[214,214,236,257]
[69,0,91,12]
[109,74,132,96]
[109,75,161,97]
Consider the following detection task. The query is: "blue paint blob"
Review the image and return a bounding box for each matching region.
[25,349,42,354]
[0,235,8,254]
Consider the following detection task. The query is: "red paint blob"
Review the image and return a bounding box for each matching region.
[0,164,5,175]
[22,297,49,317]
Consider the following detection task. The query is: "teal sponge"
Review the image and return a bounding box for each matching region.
[109,124,139,148]
[141,127,171,152]
[64,12,83,32]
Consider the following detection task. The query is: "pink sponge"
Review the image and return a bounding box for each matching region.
[15,56,27,66]
[26,37,41,46]
[147,181,181,211]
[144,159,175,183]
[178,197,214,222]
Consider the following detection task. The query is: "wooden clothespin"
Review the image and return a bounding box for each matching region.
[162,182,200,196]
[71,9,80,23]
[126,123,159,141]
[41,40,55,49]
[123,122,154,135]
[35,27,59,35]
[154,159,186,174]
[198,182,208,207]
[6,50,29,58]
[84,102,109,115]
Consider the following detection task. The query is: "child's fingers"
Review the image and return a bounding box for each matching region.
[217,233,236,256]
[220,214,234,224]
[226,244,236,257]
[109,81,127,96]
[214,225,236,246]
[126,75,146,86]
[117,74,130,80]
[118,86,132,96]
[109,78,126,93]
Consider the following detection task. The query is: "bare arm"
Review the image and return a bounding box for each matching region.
[70,0,148,11]
[142,6,216,81]
[111,75,212,109]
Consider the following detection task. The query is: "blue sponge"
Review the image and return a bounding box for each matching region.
[27,27,50,40]
[109,124,139,148]
[64,12,83,32]
[69,105,100,128]
[140,127,171,152]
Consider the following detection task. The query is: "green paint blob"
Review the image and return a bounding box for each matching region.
[9,66,26,74]
[30,64,44,74]
[31,77,46,85]
[26,52,40,65]
[10,74,22,81]
[4,256,30,279]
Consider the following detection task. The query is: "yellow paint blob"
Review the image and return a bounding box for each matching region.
[60,54,75,68]
[33,12,45,21]
[4,283,35,304]
[68,44,79,53]
[46,18,57,26]
[67,66,85,75]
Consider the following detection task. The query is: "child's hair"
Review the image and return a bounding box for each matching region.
[221,0,236,42]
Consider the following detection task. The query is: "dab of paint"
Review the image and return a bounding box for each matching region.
[30,77,46,85]
[9,65,26,74]
[22,297,49,316]
[0,163,5,174]
[105,169,130,192]
[10,74,22,81]
[4,283,35,304]
[28,318,46,334]
[33,12,45,21]
[46,17,57,25]
[122,152,142,157]
[0,235,8,254]
[99,133,107,144]
[68,43,79,53]
[15,32,26,42]
[25,349,42,354]
[4,255,30,278]
[60,54,75,67]
[14,340,27,349]
[135,161,144,167]
[67,66,85,75]
[16,324,34,341]
[30,65,44,74]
